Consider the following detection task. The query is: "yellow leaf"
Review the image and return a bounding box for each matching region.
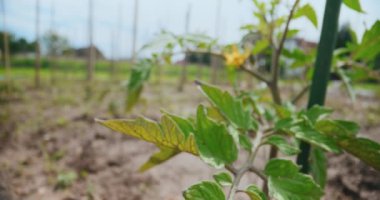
[97,115,197,155]
[96,114,198,171]
[138,147,179,172]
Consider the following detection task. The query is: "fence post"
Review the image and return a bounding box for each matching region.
[296,0,342,173]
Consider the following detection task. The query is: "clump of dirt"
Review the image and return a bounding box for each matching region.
[326,154,380,200]
[0,80,379,200]
[0,170,14,200]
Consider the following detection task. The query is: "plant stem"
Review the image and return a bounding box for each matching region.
[291,84,311,104]
[268,82,282,104]
[267,0,300,161]
[227,129,264,200]
[269,0,300,103]
[249,166,267,181]
[241,64,269,84]
[226,165,238,176]
[260,1,301,192]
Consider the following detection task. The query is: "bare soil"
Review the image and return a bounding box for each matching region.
[0,80,379,200]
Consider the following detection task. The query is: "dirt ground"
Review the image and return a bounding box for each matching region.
[0,80,379,200]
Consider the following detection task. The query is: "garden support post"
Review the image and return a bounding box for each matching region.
[296,0,342,173]
[35,0,41,88]
[87,0,94,82]
[1,0,11,80]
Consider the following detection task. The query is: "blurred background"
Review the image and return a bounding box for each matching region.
[0,0,379,200]
[5,0,380,59]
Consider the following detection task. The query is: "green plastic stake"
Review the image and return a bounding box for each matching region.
[296,0,342,173]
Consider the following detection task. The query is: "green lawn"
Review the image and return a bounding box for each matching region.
[0,57,219,85]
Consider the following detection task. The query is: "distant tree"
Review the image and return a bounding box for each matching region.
[12,37,35,54]
[42,31,70,56]
[336,23,353,49]
[0,32,35,55]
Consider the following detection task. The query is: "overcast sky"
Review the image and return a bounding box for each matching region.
[4,0,380,59]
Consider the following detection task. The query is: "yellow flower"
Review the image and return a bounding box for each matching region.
[223,45,250,68]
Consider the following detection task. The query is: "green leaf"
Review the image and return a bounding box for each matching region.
[287,29,299,38]
[334,120,360,135]
[241,24,255,32]
[161,115,197,153]
[183,33,215,48]
[273,106,291,120]
[294,4,318,28]
[139,147,178,172]
[253,0,266,13]
[275,16,286,28]
[227,126,240,145]
[56,171,78,189]
[183,181,225,200]
[239,134,253,151]
[206,106,227,124]
[245,185,268,200]
[354,21,380,61]
[274,118,295,131]
[315,120,379,171]
[302,105,333,124]
[278,29,300,40]
[291,124,341,153]
[346,66,372,82]
[315,119,359,139]
[213,172,233,187]
[337,68,356,102]
[265,159,299,176]
[197,82,258,131]
[240,92,265,117]
[264,108,275,122]
[142,31,177,51]
[343,0,364,12]
[96,114,198,171]
[264,159,324,200]
[337,137,380,171]
[125,60,152,112]
[310,147,327,188]
[349,29,358,44]
[263,135,300,156]
[164,112,196,138]
[195,105,238,168]
[252,39,269,55]
[282,48,307,61]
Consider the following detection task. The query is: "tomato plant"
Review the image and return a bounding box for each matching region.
[98,81,380,199]
[99,0,380,199]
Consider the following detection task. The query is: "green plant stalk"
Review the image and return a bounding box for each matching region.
[241,0,300,164]
[296,0,342,173]
[226,129,264,200]
[268,0,300,160]
[291,84,310,105]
